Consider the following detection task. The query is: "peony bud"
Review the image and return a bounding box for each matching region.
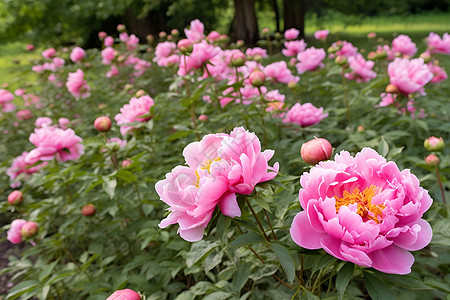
[7,191,23,206]
[236,40,245,47]
[367,51,377,60]
[230,51,246,67]
[21,221,38,238]
[327,45,339,54]
[198,114,208,121]
[335,55,347,66]
[107,289,141,300]
[117,24,126,33]
[159,31,167,39]
[177,39,193,54]
[425,154,439,166]
[385,84,399,94]
[82,204,96,216]
[301,138,333,165]
[98,31,107,40]
[357,125,365,132]
[122,158,133,169]
[419,51,431,63]
[170,29,179,37]
[26,44,35,51]
[424,136,445,152]
[249,69,265,87]
[135,89,146,98]
[367,32,377,39]
[94,116,112,132]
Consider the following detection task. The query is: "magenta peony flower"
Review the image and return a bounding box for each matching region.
[264,61,299,84]
[156,127,279,242]
[16,109,32,120]
[126,34,139,51]
[282,40,307,57]
[7,152,47,187]
[285,28,300,40]
[290,148,433,274]
[106,289,141,300]
[391,34,417,58]
[207,31,221,42]
[388,58,433,95]
[296,47,326,74]
[66,69,91,99]
[283,103,328,127]
[102,47,115,65]
[345,53,377,82]
[7,219,27,244]
[0,89,16,112]
[70,46,86,63]
[184,19,205,42]
[314,29,329,41]
[426,32,450,55]
[41,48,56,59]
[25,127,84,164]
[114,95,154,135]
[104,36,114,47]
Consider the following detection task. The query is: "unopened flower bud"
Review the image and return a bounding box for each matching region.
[288,81,297,89]
[425,154,439,166]
[21,221,38,238]
[106,289,141,300]
[198,114,208,121]
[230,51,246,67]
[159,31,167,39]
[327,45,339,54]
[177,39,193,54]
[117,24,126,33]
[236,40,245,47]
[419,52,431,63]
[135,89,146,98]
[301,138,333,165]
[98,32,107,40]
[424,136,445,152]
[385,84,398,94]
[367,51,377,60]
[82,204,96,216]
[170,29,179,37]
[94,116,112,132]
[249,69,265,87]
[357,125,365,132]
[123,84,133,91]
[335,55,347,66]
[262,27,270,35]
[8,191,23,206]
[122,158,133,169]
[146,34,154,44]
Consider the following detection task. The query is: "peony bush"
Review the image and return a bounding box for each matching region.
[0,20,449,300]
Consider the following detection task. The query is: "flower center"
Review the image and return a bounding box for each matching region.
[334,185,385,223]
[194,157,221,187]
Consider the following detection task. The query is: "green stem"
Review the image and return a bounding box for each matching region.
[183,78,200,140]
[264,209,277,240]
[55,160,73,204]
[135,182,146,217]
[246,199,270,242]
[436,167,447,204]
[257,87,268,146]
[290,286,302,300]
[341,75,351,123]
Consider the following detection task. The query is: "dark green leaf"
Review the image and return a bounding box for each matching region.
[230,231,266,248]
[336,262,354,300]
[270,242,296,283]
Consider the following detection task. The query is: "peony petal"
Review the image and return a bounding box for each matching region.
[218,191,241,218]
[369,245,415,274]
[290,211,323,249]
[394,219,432,251]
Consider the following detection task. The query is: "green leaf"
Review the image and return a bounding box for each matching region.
[202,291,232,300]
[6,280,40,300]
[430,219,450,246]
[232,262,253,292]
[252,195,271,212]
[230,231,266,248]
[102,176,117,199]
[378,137,389,157]
[186,240,221,268]
[363,271,395,300]
[216,215,231,242]
[249,264,278,281]
[167,130,193,142]
[38,260,59,282]
[270,242,296,283]
[336,262,354,300]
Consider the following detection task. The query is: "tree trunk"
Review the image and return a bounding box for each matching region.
[272,0,280,33]
[231,0,259,45]
[283,0,306,38]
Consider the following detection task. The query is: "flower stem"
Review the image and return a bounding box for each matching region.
[436,167,447,204]
[264,209,277,240]
[183,78,200,140]
[290,286,302,300]
[246,199,270,242]
[341,75,351,123]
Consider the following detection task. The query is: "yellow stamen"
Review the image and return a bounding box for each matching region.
[334,185,385,223]
[194,157,221,187]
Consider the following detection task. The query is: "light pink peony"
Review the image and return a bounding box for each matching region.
[282,40,307,57]
[290,148,433,274]
[264,61,299,84]
[7,152,48,187]
[184,19,205,42]
[426,32,450,55]
[126,34,139,51]
[284,28,300,40]
[388,58,433,95]
[25,127,84,164]
[428,63,448,83]
[207,31,221,42]
[102,47,115,65]
[66,69,91,99]
[177,41,221,76]
[35,117,52,127]
[283,103,328,127]
[335,41,358,58]
[245,47,268,60]
[70,47,86,63]
[106,289,141,300]
[114,95,155,135]
[377,93,397,107]
[156,127,279,242]
[0,89,16,112]
[16,109,32,120]
[296,47,326,74]
[104,36,114,47]
[345,53,377,82]
[391,35,417,58]
[314,29,329,41]
[154,41,180,67]
[41,48,56,59]
[7,219,27,244]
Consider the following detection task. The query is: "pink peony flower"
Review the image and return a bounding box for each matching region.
[282,40,307,57]
[16,109,32,120]
[264,61,299,84]
[284,28,300,40]
[106,65,119,78]
[66,69,91,99]
[104,36,114,47]
[296,47,326,74]
[7,190,24,206]
[107,289,141,300]
[7,219,27,244]
[184,19,205,42]
[0,89,16,112]
[126,34,139,51]
[114,95,154,135]
[335,41,358,58]
[426,32,450,55]
[25,127,84,164]
[102,47,115,65]
[7,152,48,187]
[314,29,329,41]
[388,58,433,95]
[245,47,268,60]
[428,63,448,83]
[207,31,221,42]
[156,127,279,242]
[58,117,70,129]
[391,35,417,58]
[290,148,433,274]
[283,103,328,127]
[70,47,86,63]
[41,48,56,59]
[377,93,397,107]
[345,53,377,82]
[177,41,221,76]
[35,117,52,127]
[301,138,333,165]
[154,41,180,67]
